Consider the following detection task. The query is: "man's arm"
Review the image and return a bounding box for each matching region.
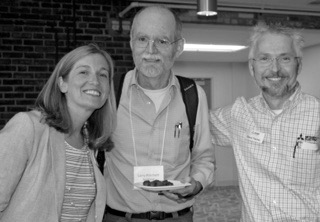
[189,85,216,191]
[163,86,214,202]
[209,103,233,147]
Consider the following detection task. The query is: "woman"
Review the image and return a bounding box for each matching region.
[0,43,117,222]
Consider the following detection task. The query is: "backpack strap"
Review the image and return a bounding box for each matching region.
[96,150,105,174]
[115,72,127,108]
[176,75,198,152]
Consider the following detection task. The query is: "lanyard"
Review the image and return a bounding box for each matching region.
[129,87,169,166]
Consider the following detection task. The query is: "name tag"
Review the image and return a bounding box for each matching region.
[247,130,265,144]
[301,142,318,151]
[133,165,164,190]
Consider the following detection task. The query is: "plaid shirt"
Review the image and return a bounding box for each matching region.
[210,85,320,221]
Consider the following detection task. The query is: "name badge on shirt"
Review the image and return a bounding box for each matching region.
[301,136,318,151]
[247,130,265,144]
[133,166,164,190]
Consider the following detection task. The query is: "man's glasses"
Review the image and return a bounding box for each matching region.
[252,55,300,66]
[133,36,182,50]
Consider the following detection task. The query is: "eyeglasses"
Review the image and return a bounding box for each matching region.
[252,55,300,66]
[133,36,182,50]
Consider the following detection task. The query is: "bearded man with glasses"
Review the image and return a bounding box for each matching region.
[103,5,215,222]
[210,22,320,221]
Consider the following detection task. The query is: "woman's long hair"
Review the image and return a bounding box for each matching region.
[35,43,117,151]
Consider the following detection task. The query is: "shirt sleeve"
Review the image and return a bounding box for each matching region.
[0,112,34,213]
[209,102,233,147]
[190,85,216,189]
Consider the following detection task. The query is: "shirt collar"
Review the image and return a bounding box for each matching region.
[128,68,177,89]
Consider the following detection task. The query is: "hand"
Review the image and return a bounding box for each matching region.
[158,177,202,203]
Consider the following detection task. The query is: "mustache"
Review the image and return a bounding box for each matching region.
[142,55,161,60]
[264,71,287,78]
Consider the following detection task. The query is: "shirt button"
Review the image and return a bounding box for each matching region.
[272,146,277,150]
[273,199,277,205]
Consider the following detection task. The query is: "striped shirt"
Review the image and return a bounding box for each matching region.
[210,85,320,221]
[60,141,96,222]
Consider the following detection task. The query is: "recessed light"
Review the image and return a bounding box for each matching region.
[184,44,247,52]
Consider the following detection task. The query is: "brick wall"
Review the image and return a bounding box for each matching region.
[1,0,320,129]
[0,0,134,129]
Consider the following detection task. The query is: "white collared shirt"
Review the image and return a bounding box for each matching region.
[105,69,215,213]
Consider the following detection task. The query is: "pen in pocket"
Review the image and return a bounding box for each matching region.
[174,122,182,138]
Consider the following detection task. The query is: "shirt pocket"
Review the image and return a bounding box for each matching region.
[170,121,190,166]
[289,148,320,185]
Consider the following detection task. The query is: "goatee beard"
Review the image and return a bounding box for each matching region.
[261,82,298,98]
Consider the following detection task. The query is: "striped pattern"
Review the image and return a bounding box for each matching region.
[60,141,96,222]
[210,86,320,221]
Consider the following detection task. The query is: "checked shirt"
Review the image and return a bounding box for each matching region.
[210,85,320,221]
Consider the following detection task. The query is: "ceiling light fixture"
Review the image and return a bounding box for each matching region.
[197,0,218,16]
[184,43,247,52]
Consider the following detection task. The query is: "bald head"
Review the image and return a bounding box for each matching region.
[129,5,185,89]
[130,6,182,41]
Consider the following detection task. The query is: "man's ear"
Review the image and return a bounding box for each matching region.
[248,59,255,77]
[130,39,133,50]
[296,57,302,76]
[58,76,68,93]
[174,38,185,59]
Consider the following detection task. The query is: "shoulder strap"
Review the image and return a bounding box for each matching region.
[176,75,198,152]
[115,72,127,107]
[96,150,105,174]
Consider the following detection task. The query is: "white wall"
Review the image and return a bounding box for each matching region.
[299,44,320,98]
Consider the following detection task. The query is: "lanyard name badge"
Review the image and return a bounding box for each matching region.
[129,88,169,189]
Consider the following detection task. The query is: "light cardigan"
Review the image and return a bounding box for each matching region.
[0,110,106,222]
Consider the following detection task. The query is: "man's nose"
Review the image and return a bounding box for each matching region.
[146,39,157,53]
[270,58,280,72]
